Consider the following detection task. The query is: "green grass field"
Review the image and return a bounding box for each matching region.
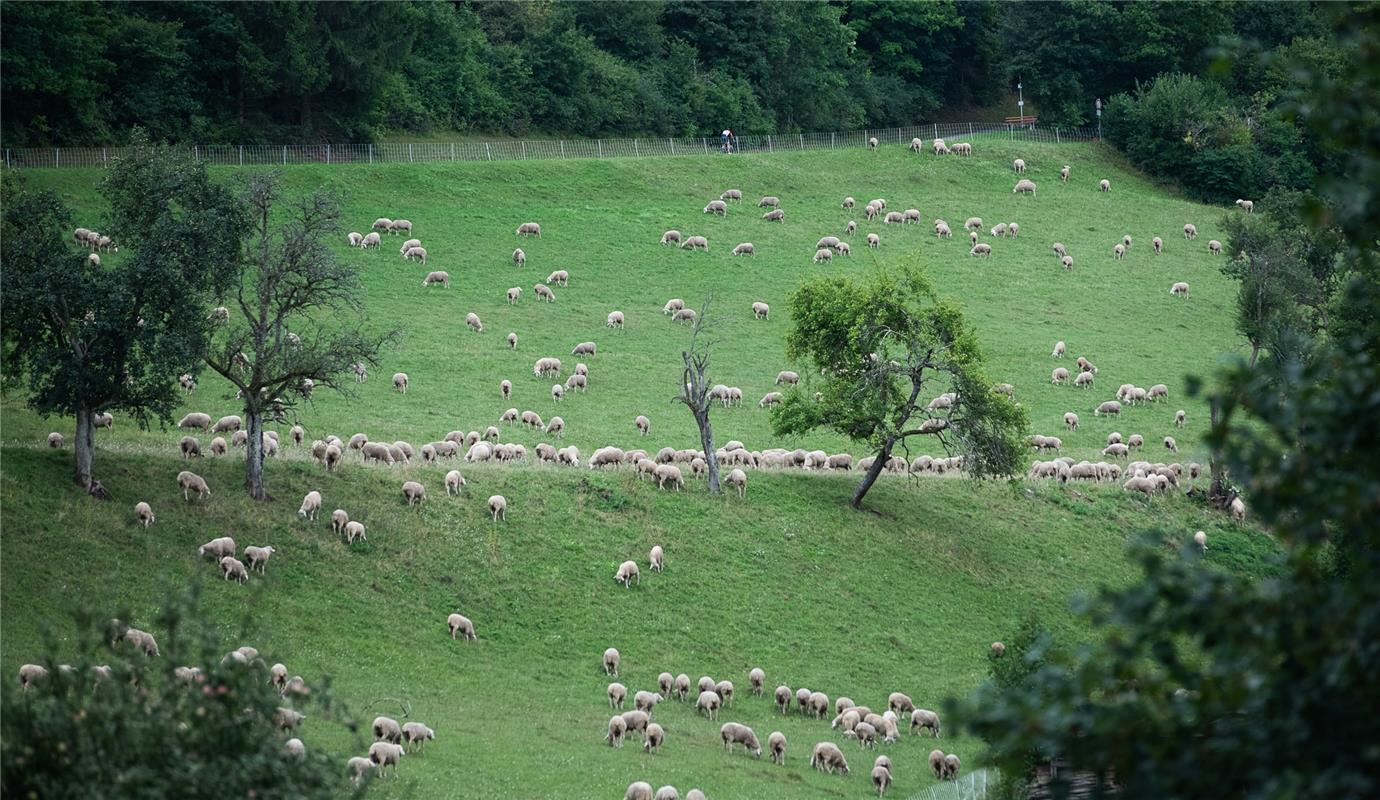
[2,140,1270,798]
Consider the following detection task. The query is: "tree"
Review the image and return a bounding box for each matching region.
[673,297,721,494]
[203,174,396,500]
[771,266,1026,509]
[0,135,242,489]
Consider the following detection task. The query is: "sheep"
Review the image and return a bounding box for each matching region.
[1149,383,1169,401]
[362,232,382,249]
[293,490,323,522]
[725,468,747,499]
[325,444,342,472]
[808,691,830,719]
[284,739,306,759]
[1170,281,1190,298]
[533,357,562,377]
[1013,158,1027,173]
[1175,409,1187,427]
[344,520,366,544]
[681,235,709,251]
[402,722,435,753]
[903,208,922,224]
[401,480,426,506]
[368,741,405,777]
[1060,165,1070,182]
[663,298,685,315]
[545,416,566,437]
[932,138,949,155]
[220,556,249,583]
[696,690,722,719]
[811,741,850,775]
[883,211,904,225]
[1064,412,1080,430]
[1095,400,1122,417]
[515,221,542,237]
[652,788,680,800]
[1114,243,1126,260]
[403,246,427,264]
[372,218,393,233]
[762,209,785,222]
[716,680,735,707]
[1208,239,1222,254]
[759,391,784,408]
[757,196,781,208]
[624,783,652,800]
[1153,236,1164,254]
[721,189,743,202]
[703,200,727,215]
[18,663,49,690]
[1230,495,1247,521]
[447,613,476,641]
[654,464,684,491]
[865,203,879,221]
[1183,223,1198,240]
[845,219,858,235]
[1164,436,1179,453]
[727,242,756,258]
[1104,443,1131,459]
[642,722,666,754]
[244,545,275,574]
[1075,371,1095,388]
[571,341,596,358]
[346,756,376,785]
[887,692,915,715]
[775,370,800,386]
[178,471,210,501]
[867,136,879,149]
[212,415,242,433]
[774,685,793,713]
[1236,198,1255,213]
[1052,367,1070,384]
[991,222,1008,237]
[1013,179,1037,195]
[910,708,941,737]
[971,243,992,257]
[529,283,554,303]
[398,237,421,255]
[441,469,467,497]
[391,372,409,394]
[635,690,662,713]
[1062,255,1074,269]
[1194,530,1208,551]
[512,248,526,267]
[909,137,924,152]
[935,221,952,238]
[813,247,834,263]
[721,722,762,757]
[1052,242,1068,258]
[929,749,946,778]
[1099,179,1111,192]
[483,494,507,522]
[274,707,305,732]
[873,764,892,796]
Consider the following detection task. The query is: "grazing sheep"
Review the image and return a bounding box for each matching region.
[401,481,425,505]
[1064,412,1080,430]
[970,243,992,257]
[952,142,973,155]
[732,242,755,256]
[1060,164,1070,182]
[220,556,249,583]
[909,137,924,153]
[868,136,878,149]
[1184,223,1198,239]
[846,219,857,234]
[1164,436,1179,453]
[1075,371,1095,388]
[244,545,275,574]
[401,721,435,753]
[762,209,785,222]
[624,783,652,800]
[1052,367,1070,385]
[1175,409,1187,427]
[883,211,904,225]
[653,788,679,800]
[1171,281,1190,298]
[512,248,526,267]
[1194,530,1208,551]
[1062,254,1074,269]
[716,680,735,707]
[873,764,892,796]
[1230,495,1247,521]
[721,189,743,202]
[447,613,476,641]
[811,741,850,775]
[757,196,780,208]
[1099,179,1111,192]
[607,682,629,710]
[929,749,946,778]
[398,237,421,254]
[681,235,709,251]
[361,232,382,249]
[1114,243,1126,260]
[696,690,722,720]
[910,708,941,737]
[392,372,409,393]
[703,200,727,215]
[935,221,952,238]
[775,685,793,714]
[534,283,556,302]
[533,357,562,377]
[1095,400,1122,417]
[1208,240,1222,254]
[444,470,466,496]
[721,722,762,757]
[654,464,684,491]
[1052,242,1068,258]
[212,415,242,434]
[506,286,522,304]
[1148,384,1169,401]
[1236,198,1255,213]
[1104,443,1131,459]
[177,471,210,501]
[484,494,507,521]
[1153,236,1164,254]
[1013,158,1027,173]
[932,138,949,155]
[1013,179,1037,195]
[643,722,665,754]
[368,741,405,777]
[813,247,834,263]
[991,641,1006,657]
[403,246,427,265]
[344,520,366,544]
[752,301,770,320]
[725,468,747,499]
[515,222,542,237]
[943,753,962,780]
[571,341,596,357]
[808,691,830,719]
[635,690,662,714]
[887,692,915,715]
[759,391,784,408]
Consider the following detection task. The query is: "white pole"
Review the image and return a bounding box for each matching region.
[486,143,491,161]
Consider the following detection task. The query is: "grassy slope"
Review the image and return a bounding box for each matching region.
[2,141,1268,797]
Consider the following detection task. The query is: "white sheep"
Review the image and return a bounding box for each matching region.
[1235,199,1254,213]
[1062,255,1074,269]
[1170,281,1190,298]
[402,480,426,506]
[867,233,880,248]
[1013,158,1027,173]
[603,647,621,676]
[1060,165,1070,182]
[403,246,427,264]
[1114,243,1126,260]
[635,415,650,436]
[448,613,476,640]
[762,209,785,222]
[487,495,507,521]
[178,471,210,500]
[298,490,322,520]
[220,556,249,583]
[732,242,755,256]
[516,222,542,237]
[361,232,382,249]
[720,189,743,202]
[133,500,155,528]
[721,722,762,757]
[1184,223,1198,239]
[681,235,709,251]
[444,470,466,496]
[368,741,405,777]
[244,545,275,574]
[1194,530,1208,550]
[1153,236,1164,254]
[347,756,375,784]
[1013,179,1037,195]
[512,248,526,267]
[392,372,409,393]
[704,200,727,215]
[1099,179,1111,192]
[725,468,747,499]
[1175,409,1187,427]
[1164,436,1179,453]
[970,243,992,257]
[344,520,366,544]
[402,721,435,753]
[606,310,625,328]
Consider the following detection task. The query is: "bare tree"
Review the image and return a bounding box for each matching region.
[203,174,398,500]
[673,297,721,494]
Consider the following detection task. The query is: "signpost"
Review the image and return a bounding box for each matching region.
[1096,98,1102,140]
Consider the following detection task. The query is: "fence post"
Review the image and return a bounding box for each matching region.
[282,146,287,165]
[5,149,10,169]
[451,143,456,161]
[239,145,244,166]
[560,140,565,159]
[1056,128,1061,144]
[194,145,199,161]
[767,135,772,153]
[634,139,639,157]
[368,144,373,164]
[102,147,107,168]
[326,144,331,164]
[409,144,414,163]
[520,141,525,159]
[831,132,835,149]
[969,122,974,137]
[934,123,938,141]
[597,140,602,158]
[55,148,60,167]
[669,137,674,156]
[799,134,804,150]
[485,143,491,161]
[702,137,708,155]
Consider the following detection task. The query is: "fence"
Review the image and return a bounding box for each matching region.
[2,123,1098,170]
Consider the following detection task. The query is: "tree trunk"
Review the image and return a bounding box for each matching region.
[1208,398,1226,507]
[694,404,720,494]
[73,406,94,489]
[244,406,267,500]
[1248,341,1261,369]
[850,435,894,509]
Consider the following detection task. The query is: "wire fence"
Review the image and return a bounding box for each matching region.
[907,768,992,800]
[3,123,1098,170]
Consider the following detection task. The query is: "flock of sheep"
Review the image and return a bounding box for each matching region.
[27,136,1256,794]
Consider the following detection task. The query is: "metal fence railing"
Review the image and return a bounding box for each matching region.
[3,123,1099,170]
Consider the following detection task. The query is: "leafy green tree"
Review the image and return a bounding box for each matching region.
[771,265,1026,509]
[0,1,115,145]
[0,588,362,797]
[202,174,396,500]
[0,134,242,489]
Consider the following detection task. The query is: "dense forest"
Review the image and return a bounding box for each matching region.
[0,1,1335,147]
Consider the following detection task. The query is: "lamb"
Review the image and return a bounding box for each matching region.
[1236,198,1255,213]
[1099,179,1111,192]
[515,221,542,237]
[369,741,405,777]
[512,248,526,266]
[732,242,755,256]
[178,471,210,500]
[1052,243,1067,258]
[1184,223,1198,239]
[344,520,366,544]
[401,480,426,505]
[1170,281,1190,298]
[1060,165,1070,182]
[244,545,275,574]
[721,189,743,202]
[910,708,941,737]
[757,196,781,208]
[971,243,992,257]
[721,722,762,757]
[447,613,476,641]
[696,690,722,719]
[1153,236,1164,254]
[703,200,727,215]
[1013,179,1037,195]
[212,415,242,433]
[845,219,857,234]
[1114,243,1126,260]
[762,209,785,222]
[811,741,850,775]
[220,556,249,583]
[1208,240,1222,254]
[725,468,747,499]
[403,246,427,264]
[1175,409,1187,427]
[1013,158,1027,173]
[681,235,709,251]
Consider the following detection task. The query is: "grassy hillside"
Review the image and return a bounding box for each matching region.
[2,140,1269,797]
